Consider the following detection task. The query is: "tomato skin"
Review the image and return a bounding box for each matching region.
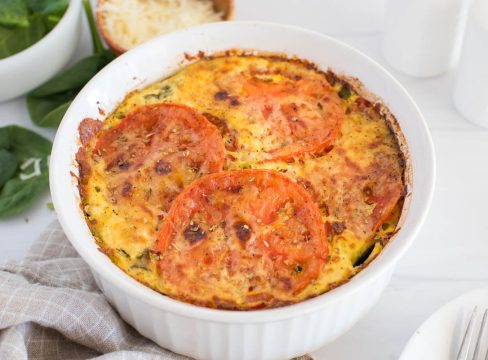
[156,169,328,309]
[239,73,345,163]
[95,103,225,174]
[93,103,226,212]
[369,186,404,233]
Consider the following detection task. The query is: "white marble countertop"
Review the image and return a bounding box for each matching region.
[1,1,487,359]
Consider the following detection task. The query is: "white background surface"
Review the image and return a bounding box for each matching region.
[1,1,487,359]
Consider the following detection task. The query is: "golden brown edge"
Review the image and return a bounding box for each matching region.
[332,73,412,235]
[96,0,126,55]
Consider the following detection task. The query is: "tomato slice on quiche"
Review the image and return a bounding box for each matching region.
[214,67,345,162]
[93,103,226,212]
[238,71,345,162]
[156,169,329,309]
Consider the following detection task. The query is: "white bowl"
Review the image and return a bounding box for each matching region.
[0,0,82,102]
[50,22,435,360]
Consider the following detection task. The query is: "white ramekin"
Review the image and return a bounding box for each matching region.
[50,22,435,360]
[0,0,82,102]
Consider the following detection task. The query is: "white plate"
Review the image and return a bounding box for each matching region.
[400,287,488,360]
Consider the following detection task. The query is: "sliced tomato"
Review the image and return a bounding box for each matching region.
[307,148,404,239]
[156,169,328,309]
[242,77,290,97]
[367,178,405,233]
[238,73,345,162]
[94,103,225,212]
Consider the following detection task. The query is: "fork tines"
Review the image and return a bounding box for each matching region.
[457,307,488,360]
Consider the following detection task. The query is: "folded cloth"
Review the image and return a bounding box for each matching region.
[0,221,313,360]
[0,221,187,360]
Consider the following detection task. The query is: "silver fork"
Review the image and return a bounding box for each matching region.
[457,307,488,360]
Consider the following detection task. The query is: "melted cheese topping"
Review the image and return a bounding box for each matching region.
[156,170,329,309]
[78,55,406,309]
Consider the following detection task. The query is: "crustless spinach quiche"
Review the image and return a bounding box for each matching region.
[76,53,409,310]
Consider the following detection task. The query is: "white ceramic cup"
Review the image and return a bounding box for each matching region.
[453,0,488,128]
[0,0,82,102]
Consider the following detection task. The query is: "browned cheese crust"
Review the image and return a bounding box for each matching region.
[76,53,409,309]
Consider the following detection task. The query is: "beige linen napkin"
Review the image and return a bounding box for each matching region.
[0,221,312,360]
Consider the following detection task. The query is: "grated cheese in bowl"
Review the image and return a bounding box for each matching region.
[97,0,226,53]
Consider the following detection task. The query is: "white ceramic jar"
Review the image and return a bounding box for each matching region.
[382,0,471,77]
[453,0,488,128]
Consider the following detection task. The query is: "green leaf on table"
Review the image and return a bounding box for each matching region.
[0,149,18,188]
[0,175,49,217]
[0,125,52,160]
[27,53,115,127]
[29,100,72,127]
[0,0,30,28]
[27,91,73,127]
[82,0,104,54]
[26,0,68,16]
[30,54,114,97]
[0,125,52,217]
[0,13,47,60]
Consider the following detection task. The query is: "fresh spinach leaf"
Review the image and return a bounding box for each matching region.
[0,149,17,188]
[27,93,73,125]
[0,0,29,27]
[27,52,114,127]
[0,175,49,217]
[0,0,68,59]
[82,0,104,54]
[0,129,8,149]
[26,0,68,16]
[0,125,52,160]
[27,100,72,127]
[0,13,46,60]
[0,125,52,217]
[30,54,115,97]
[27,0,116,128]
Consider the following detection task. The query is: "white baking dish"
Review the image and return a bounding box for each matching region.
[50,22,435,360]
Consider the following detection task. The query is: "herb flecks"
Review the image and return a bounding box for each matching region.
[338,85,352,100]
[143,85,172,100]
[294,264,303,274]
[131,249,151,270]
[183,221,206,245]
[117,248,130,258]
